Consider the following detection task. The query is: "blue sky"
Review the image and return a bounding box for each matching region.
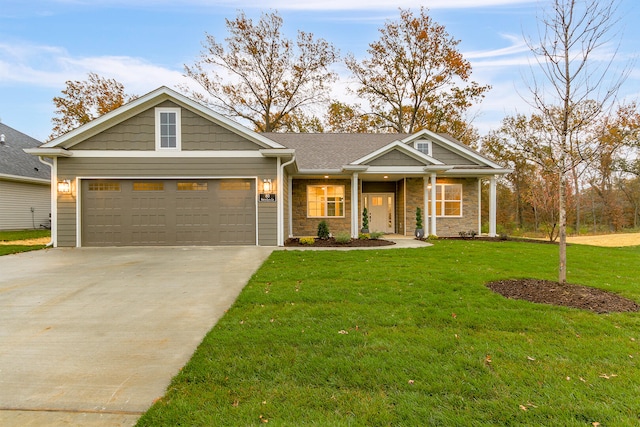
[1,0,639,141]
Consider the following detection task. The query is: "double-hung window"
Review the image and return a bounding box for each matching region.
[428,183,462,217]
[307,185,345,218]
[155,107,181,150]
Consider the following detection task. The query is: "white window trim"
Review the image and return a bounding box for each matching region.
[307,184,346,218]
[428,183,463,218]
[155,107,181,151]
[414,139,432,156]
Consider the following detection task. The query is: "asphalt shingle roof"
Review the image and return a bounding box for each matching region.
[0,122,50,181]
[262,133,410,170]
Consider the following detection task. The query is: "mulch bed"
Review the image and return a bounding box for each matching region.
[486,279,640,314]
[284,237,396,247]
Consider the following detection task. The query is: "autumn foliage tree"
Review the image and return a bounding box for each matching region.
[183,11,339,132]
[50,73,135,139]
[345,7,489,143]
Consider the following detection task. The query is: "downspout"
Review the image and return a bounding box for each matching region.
[37,156,55,247]
[351,172,358,238]
[278,155,296,246]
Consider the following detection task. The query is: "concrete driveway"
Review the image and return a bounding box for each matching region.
[0,246,273,426]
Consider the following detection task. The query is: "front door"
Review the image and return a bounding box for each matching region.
[366,193,395,233]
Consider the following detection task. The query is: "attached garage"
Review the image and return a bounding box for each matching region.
[81,179,256,246]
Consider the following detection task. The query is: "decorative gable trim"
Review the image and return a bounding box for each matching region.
[41,86,286,151]
[400,129,504,169]
[350,140,444,166]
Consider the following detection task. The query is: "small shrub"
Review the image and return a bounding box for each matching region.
[358,233,370,240]
[369,231,384,240]
[415,207,423,229]
[459,231,469,239]
[317,221,330,239]
[468,230,477,239]
[361,207,369,231]
[335,232,352,244]
[427,234,438,240]
[299,237,316,245]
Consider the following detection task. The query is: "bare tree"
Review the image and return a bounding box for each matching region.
[524,0,628,283]
[183,11,339,132]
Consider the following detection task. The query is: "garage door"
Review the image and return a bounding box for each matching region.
[81,179,256,246]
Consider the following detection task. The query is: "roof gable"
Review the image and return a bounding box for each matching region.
[351,140,443,167]
[400,129,503,169]
[42,86,285,151]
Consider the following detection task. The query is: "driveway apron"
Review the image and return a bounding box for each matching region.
[0,246,273,426]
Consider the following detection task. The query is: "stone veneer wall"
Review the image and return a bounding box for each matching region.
[405,178,424,237]
[395,179,405,235]
[291,179,352,237]
[432,178,479,237]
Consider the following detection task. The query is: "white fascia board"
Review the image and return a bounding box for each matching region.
[295,169,345,175]
[402,130,505,170]
[351,140,443,165]
[42,86,286,150]
[24,147,73,157]
[260,148,296,158]
[68,150,267,158]
[0,173,50,185]
[365,166,431,174]
[441,168,513,176]
[78,175,258,180]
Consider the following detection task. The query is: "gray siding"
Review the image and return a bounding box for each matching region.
[74,109,155,150]
[368,150,424,166]
[0,180,50,230]
[56,156,278,246]
[431,143,478,165]
[74,101,263,151]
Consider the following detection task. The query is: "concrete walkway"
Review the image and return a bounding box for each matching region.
[0,246,273,427]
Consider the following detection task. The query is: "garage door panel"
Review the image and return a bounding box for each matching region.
[82,179,255,246]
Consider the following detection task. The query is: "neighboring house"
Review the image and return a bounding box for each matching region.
[0,122,51,230]
[26,87,510,247]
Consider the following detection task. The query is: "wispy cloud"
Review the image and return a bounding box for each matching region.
[465,34,530,60]
[0,41,189,94]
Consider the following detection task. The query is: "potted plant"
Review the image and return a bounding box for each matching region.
[415,207,425,239]
[361,207,369,233]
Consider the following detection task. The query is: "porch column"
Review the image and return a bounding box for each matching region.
[430,173,437,236]
[477,178,482,235]
[351,173,359,238]
[423,176,428,234]
[489,175,497,237]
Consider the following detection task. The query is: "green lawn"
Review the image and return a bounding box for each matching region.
[137,241,640,426]
[0,229,50,256]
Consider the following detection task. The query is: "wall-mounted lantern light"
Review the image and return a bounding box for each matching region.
[57,179,71,194]
[262,179,273,194]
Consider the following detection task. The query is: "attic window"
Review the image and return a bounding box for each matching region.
[155,107,181,150]
[414,140,431,156]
